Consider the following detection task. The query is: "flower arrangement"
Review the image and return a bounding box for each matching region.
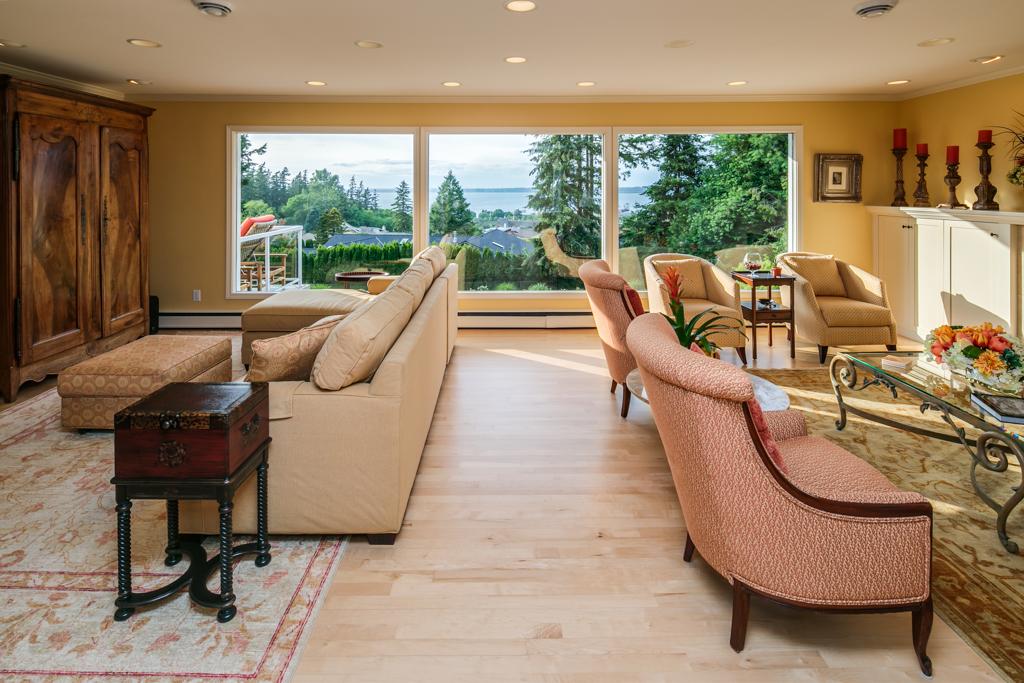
[659,265,743,356]
[925,323,1024,395]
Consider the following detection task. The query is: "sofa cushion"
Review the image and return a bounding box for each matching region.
[654,259,707,300]
[816,296,893,328]
[247,315,346,382]
[311,261,431,390]
[242,289,374,331]
[415,245,448,278]
[784,254,847,297]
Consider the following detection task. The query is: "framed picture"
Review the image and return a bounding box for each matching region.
[813,153,863,203]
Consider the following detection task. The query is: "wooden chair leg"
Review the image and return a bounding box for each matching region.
[620,388,631,418]
[735,347,747,365]
[886,344,897,352]
[730,580,750,652]
[683,533,695,562]
[817,345,829,364]
[610,379,618,394]
[913,598,934,678]
[367,533,397,545]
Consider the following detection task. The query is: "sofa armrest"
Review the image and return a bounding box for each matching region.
[837,262,887,308]
[368,275,398,295]
[704,262,742,311]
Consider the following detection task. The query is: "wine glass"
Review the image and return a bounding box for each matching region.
[742,252,763,273]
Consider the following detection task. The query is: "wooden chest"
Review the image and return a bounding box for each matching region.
[114,382,269,480]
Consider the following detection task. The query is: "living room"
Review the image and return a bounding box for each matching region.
[1,0,1023,681]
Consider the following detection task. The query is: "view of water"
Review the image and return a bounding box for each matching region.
[371,187,650,215]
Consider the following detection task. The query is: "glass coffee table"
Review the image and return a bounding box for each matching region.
[831,351,1024,553]
[626,368,791,412]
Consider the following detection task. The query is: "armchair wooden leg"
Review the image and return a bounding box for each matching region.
[913,598,934,678]
[683,533,695,562]
[735,347,747,365]
[817,345,829,364]
[610,379,618,394]
[730,580,750,652]
[886,344,897,352]
[367,533,397,545]
[620,388,631,418]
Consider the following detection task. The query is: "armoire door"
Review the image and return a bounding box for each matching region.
[17,114,97,365]
[99,126,148,336]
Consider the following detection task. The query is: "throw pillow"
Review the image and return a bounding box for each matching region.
[784,254,847,297]
[623,285,645,317]
[247,314,346,382]
[745,398,788,475]
[653,258,707,300]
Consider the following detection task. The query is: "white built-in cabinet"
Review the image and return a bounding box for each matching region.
[869,207,1023,342]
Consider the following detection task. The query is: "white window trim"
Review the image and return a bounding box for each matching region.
[224,125,420,300]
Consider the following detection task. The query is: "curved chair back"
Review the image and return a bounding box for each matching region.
[578,259,639,385]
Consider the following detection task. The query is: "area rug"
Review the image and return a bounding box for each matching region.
[750,368,1024,683]
[0,387,348,682]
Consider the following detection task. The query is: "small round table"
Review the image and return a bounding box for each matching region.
[334,270,387,289]
[626,368,790,411]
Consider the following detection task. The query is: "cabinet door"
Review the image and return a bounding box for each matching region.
[99,126,148,336]
[915,219,949,336]
[877,215,914,332]
[17,114,97,364]
[949,221,1012,330]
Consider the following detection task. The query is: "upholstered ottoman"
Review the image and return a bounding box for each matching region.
[58,335,233,429]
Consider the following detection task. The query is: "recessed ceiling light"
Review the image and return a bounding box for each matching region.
[504,56,527,63]
[917,37,954,47]
[727,81,748,86]
[192,0,233,17]
[577,81,596,87]
[504,0,537,11]
[127,39,161,48]
[970,55,1004,64]
[442,81,461,87]
[306,81,327,86]
[126,79,152,85]
[886,79,910,85]
[664,40,694,48]
[355,40,382,49]
[0,40,27,48]
[852,1,898,18]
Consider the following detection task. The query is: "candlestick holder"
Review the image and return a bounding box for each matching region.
[972,141,999,211]
[890,148,908,207]
[912,154,930,207]
[937,162,967,209]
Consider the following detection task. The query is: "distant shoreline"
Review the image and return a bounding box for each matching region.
[373,186,649,194]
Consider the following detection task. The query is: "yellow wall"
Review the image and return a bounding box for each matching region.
[898,73,1024,213]
[145,99,904,312]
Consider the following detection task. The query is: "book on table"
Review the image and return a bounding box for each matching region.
[971,392,1024,425]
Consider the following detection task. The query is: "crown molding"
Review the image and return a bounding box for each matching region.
[0,61,124,100]
[126,92,899,104]
[897,63,1024,101]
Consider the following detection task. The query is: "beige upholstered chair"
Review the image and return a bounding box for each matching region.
[579,259,641,418]
[777,252,897,364]
[625,313,934,677]
[643,253,747,364]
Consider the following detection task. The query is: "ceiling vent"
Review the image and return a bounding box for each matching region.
[852,0,898,18]
[192,0,233,17]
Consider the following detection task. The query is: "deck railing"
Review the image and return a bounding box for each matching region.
[238,225,304,292]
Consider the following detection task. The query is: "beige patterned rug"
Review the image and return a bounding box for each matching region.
[0,387,347,682]
[750,369,1024,683]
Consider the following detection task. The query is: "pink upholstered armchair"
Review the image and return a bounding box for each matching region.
[625,313,934,677]
[579,259,643,418]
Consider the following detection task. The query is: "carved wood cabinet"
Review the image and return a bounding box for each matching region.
[0,76,154,402]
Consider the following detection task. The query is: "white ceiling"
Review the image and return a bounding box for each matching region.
[0,0,1022,100]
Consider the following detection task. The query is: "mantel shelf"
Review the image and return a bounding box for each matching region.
[867,205,1024,224]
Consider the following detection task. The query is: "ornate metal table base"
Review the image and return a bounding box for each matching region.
[830,355,1024,554]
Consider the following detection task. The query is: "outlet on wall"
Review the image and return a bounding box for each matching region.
[193,290,201,302]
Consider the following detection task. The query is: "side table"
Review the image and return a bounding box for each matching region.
[111,382,272,623]
[731,271,797,360]
[334,270,387,289]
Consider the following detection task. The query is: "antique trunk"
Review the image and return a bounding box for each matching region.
[114,383,269,480]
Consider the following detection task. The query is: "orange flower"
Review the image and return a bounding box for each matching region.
[977,322,1005,340]
[989,336,1012,354]
[929,341,946,362]
[973,350,1007,376]
[932,325,956,349]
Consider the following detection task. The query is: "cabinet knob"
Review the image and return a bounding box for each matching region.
[991,232,999,238]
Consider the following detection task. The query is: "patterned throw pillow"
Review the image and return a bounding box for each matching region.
[247,315,346,382]
[623,285,645,317]
[745,398,788,475]
[654,259,707,300]
[785,254,847,297]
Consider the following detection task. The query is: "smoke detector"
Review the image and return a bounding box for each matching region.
[192,1,233,16]
[852,0,898,18]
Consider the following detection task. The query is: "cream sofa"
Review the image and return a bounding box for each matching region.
[180,262,458,544]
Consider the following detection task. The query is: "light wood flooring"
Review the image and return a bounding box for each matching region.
[294,328,999,682]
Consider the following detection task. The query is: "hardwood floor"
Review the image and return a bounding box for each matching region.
[294,328,999,682]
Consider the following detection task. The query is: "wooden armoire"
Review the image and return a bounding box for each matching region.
[1,76,154,402]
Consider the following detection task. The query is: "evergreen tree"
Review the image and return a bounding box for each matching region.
[239,134,267,188]
[304,207,322,234]
[526,135,602,257]
[315,207,344,245]
[430,171,476,235]
[348,176,358,202]
[391,180,413,232]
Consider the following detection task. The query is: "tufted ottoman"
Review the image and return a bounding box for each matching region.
[58,335,233,429]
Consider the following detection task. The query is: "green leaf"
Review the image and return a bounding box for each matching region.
[962,345,983,359]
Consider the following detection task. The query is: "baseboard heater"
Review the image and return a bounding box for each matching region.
[159,312,243,330]
[458,311,595,329]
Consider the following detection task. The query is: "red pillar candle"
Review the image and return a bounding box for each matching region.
[917,143,928,156]
[946,146,959,164]
[978,130,992,144]
[893,128,908,149]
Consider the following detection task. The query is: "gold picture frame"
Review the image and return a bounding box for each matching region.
[814,153,863,203]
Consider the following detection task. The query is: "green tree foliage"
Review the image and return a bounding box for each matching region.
[302,241,415,285]
[430,171,476,235]
[526,135,602,258]
[391,180,413,232]
[315,207,345,245]
[239,134,266,189]
[241,199,273,220]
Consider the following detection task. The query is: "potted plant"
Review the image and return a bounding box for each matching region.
[994,111,1024,191]
[659,266,744,357]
